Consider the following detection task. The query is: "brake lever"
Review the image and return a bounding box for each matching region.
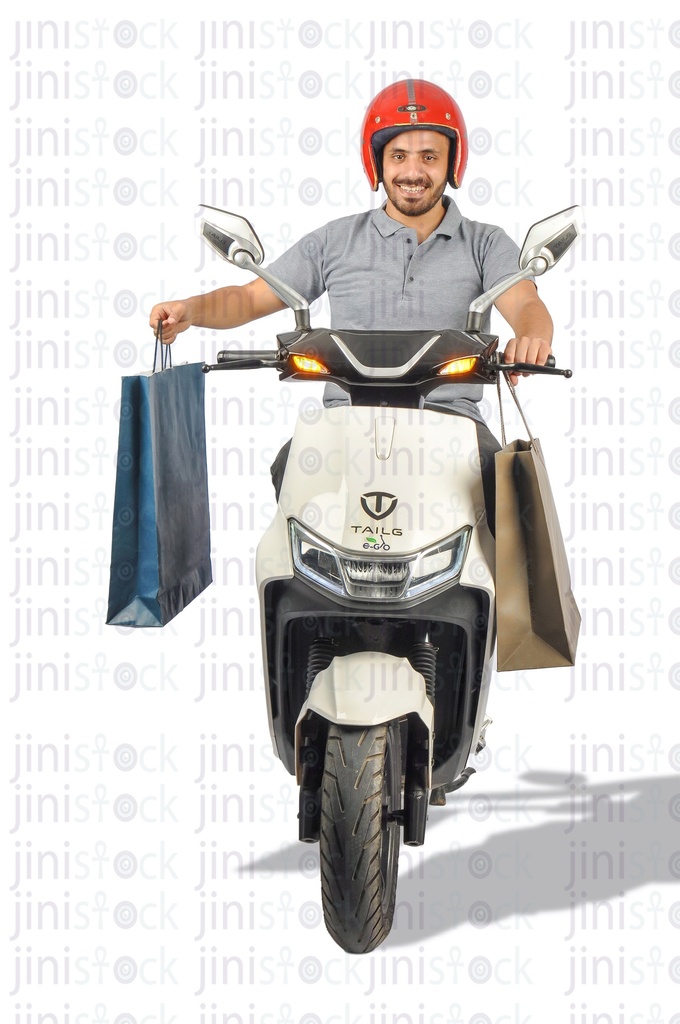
[499,361,572,378]
[479,353,572,379]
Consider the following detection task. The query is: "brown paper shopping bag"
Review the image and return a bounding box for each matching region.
[494,379,581,671]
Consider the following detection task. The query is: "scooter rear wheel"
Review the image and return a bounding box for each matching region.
[320,721,401,953]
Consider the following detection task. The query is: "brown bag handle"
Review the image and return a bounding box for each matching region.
[496,372,534,446]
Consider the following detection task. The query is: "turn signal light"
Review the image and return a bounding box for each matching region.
[438,356,478,376]
[291,355,329,374]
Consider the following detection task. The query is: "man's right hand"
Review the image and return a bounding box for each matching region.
[149,300,194,344]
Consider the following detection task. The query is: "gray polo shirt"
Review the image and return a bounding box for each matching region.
[267,196,521,422]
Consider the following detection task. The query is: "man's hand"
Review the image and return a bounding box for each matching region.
[494,280,554,386]
[502,334,553,386]
[149,300,194,344]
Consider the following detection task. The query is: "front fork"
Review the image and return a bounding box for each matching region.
[295,649,435,847]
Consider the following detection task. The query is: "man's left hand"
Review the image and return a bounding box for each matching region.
[494,280,554,386]
[502,335,553,386]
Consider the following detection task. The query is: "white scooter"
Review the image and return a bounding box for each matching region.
[201,205,580,953]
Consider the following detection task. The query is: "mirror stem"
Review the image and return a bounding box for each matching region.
[464,260,546,333]
[233,251,311,331]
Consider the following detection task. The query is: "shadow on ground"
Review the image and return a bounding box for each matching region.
[246,771,680,943]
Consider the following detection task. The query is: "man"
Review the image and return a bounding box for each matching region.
[149,80,553,518]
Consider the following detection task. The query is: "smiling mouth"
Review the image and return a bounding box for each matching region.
[396,183,428,193]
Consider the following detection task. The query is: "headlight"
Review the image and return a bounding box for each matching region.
[289,521,471,601]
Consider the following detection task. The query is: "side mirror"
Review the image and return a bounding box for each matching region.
[200,206,265,265]
[519,206,581,275]
[466,205,582,332]
[199,204,311,332]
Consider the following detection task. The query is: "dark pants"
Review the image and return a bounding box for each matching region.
[469,418,501,536]
[270,414,501,536]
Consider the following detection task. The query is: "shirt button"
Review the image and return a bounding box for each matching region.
[408,276,414,282]
[406,238,412,244]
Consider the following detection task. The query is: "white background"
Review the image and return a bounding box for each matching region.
[4,2,679,1022]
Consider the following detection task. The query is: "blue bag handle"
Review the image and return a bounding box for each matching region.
[153,319,173,373]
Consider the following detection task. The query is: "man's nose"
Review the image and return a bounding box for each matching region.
[401,156,422,178]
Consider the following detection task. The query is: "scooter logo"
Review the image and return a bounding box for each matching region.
[360,491,398,521]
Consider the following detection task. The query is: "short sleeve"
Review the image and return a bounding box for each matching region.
[479,226,521,292]
[266,227,328,305]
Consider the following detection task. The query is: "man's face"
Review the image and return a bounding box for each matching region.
[381,129,450,217]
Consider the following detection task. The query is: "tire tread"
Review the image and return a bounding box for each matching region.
[320,722,400,953]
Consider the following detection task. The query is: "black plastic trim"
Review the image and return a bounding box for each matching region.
[263,575,491,786]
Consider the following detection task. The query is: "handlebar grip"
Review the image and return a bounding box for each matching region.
[218,349,274,362]
[217,349,279,362]
[205,349,282,372]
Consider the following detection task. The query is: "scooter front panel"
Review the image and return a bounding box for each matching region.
[254,404,497,785]
[276,406,488,556]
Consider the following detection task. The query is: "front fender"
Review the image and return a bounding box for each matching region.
[295,651,434,784]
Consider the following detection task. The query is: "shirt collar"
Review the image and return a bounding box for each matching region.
[371,195,462,239]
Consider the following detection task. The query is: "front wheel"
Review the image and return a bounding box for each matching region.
[320,721,402,953]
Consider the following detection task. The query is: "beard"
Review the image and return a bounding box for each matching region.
[383,175,447,217]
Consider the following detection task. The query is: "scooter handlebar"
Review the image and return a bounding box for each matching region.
[203,346,572,379]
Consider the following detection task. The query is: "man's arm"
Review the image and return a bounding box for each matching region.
[494,280,553,385]
[148,278,286,344]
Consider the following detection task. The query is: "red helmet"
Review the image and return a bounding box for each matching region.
[361,79,468,191]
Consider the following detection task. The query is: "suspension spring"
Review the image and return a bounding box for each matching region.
[409,643,437,703]
[305,638,336,696]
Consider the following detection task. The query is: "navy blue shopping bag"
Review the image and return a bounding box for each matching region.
[106,337,212,627]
